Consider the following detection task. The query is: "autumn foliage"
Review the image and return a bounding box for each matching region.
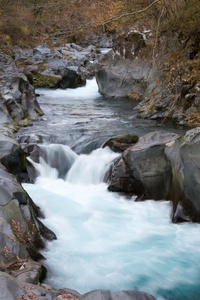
[0,0,199,48]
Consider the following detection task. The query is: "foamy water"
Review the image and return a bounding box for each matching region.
[23,146,200,300]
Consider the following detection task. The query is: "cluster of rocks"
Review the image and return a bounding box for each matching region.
[105,128,200,223]
[95,31,200,126]
[13,43,105,89]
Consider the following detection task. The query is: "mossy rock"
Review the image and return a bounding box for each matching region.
[32,72,61,88]
[103,133,139,153]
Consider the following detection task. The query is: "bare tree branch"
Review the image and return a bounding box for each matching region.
[49,0,163,37]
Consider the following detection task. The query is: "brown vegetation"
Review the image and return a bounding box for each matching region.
[0,0,199,49]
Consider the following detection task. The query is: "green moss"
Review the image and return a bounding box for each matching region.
[20,154,27,173]
[32,72,61,88]
[110,133,139,144]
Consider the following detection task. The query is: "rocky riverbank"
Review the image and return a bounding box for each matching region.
[95,31,200,127]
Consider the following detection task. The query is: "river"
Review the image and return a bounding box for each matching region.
[19,79,200,300]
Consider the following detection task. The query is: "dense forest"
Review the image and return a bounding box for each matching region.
[0,0,199,49]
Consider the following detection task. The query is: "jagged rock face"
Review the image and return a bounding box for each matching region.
[107,129,200,222]
[0,51,43,124]
[170,128,200,221]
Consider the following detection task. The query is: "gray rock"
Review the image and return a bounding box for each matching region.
[176,128,200,221]
[14,44,101,87]
[0,133,27,180]
[108,131,179,200]
[108,128,200,221]
[11,260,46,284]
[0,51,43,124]
[111,290,156,300]
[56,68,86,89]
[80,289,156,300]
[33,45,51,58]
[80,290,111,300]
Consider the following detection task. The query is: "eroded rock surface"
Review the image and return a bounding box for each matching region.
[0,51,43,124]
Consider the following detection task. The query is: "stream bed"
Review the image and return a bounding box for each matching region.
[18,79,200,300]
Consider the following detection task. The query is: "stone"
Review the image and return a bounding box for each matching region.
[10,260,46,284]
[107,128,200,221]
[56,68,86,89]
[103,133,139,152]
[108,131,179,200]
[0,133,27,180]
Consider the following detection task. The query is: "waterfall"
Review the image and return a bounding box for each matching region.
[66,147,119,184]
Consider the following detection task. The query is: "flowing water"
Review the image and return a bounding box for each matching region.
[20,79,200,299]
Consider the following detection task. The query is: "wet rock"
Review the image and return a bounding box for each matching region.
[107,157,142,194]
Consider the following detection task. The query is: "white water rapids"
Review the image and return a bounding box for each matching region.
[19,79,200,300]
[23,145,200,300]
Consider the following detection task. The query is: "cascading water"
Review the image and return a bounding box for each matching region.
[20,79,200,300]
[23,145,200,300]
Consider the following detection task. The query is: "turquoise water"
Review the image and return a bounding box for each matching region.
[23,146,200,300]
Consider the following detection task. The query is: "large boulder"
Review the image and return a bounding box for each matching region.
[166,128,200,221]
[108,131,179,199]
